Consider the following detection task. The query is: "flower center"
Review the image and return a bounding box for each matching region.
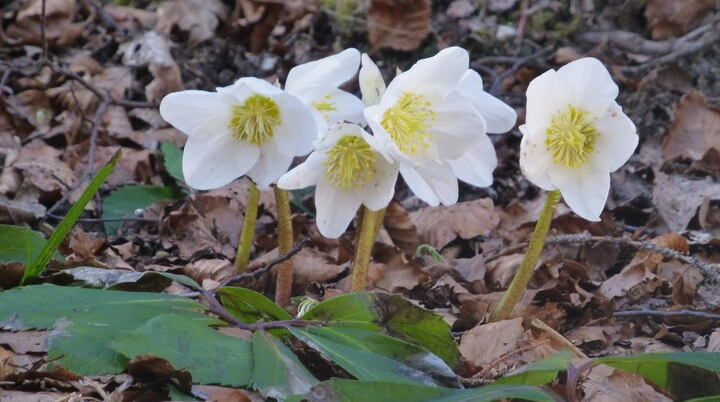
[324,135,376,189]
[380,92,435,155]
[546,106,598,168]
[312,94,338,122]
[228,94,281,145]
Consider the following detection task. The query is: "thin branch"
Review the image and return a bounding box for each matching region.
[220,237,309,287]
[41,0,48,60]
[489,47,552,95]
[614,309,720,321]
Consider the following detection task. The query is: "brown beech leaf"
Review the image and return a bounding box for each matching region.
[645,0,715,40]
[232,0,285,53]
[127,355,193,393]
[157,0,228,44]
[368,0,431,52]
[584,366,672,402]
[383,201,422,254]
[6,0,88,48]
[410,198,499,250]
[458,317,524,368]
[652,172,720,232]
[662,91,720,161]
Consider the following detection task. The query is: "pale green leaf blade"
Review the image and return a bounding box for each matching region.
[0,284,207,374]
[495,350,571,386]
[102,184,184,236]
[290,326,458,387]
[218,286,293,324]
[160,141,185,184]
[301,292,461,369]
[251,330,318,399]
[0,224,59,264]
[24,149,122,284]
[111,314,253,386]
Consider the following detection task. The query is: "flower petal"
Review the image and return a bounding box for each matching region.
[362,158,399,210]
[285,48,361,104]
[277,151,326,190]
[448,135,497,188]
[458,70,517,133]
[160,90,233,139]
[401,161,458,206]
[320,89,365,126]
[524,69,574,135]
[275,93,318,156]
[403,47,469,98]
[519,126,556,191]
[559,57,618,116]
[430,93,487,160]
[182,135,259,190]
[246,142,294,189]
[360,53,386,106]
[223,77,284,99]
[593,102,638,172]
[315,179,363,238]
[549,159,609,221]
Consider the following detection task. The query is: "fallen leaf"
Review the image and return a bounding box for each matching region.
[662,91,720,161]
[652,172,720,232]
[488,0,520,13]
[382,201,422,255]
[0,347,15,380]
[157,0,228,44]
[6,0,88,48]
[120,31,184,102]
[458,317,524,368]
[645,0,715,40]
[368,0,431,52]
[411,198,499,250]
[127,355,193,393]
[446,0,476,18]
[231,0,285,53]
[584,365,672,402]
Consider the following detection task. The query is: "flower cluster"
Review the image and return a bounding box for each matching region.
[160,47,637,238]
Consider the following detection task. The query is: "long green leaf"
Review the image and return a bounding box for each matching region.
[495,350,571,386]
[22,149,122,284]
[218,286,293,324]
[251,330,318,398]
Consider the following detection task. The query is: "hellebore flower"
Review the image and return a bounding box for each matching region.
[363,47,489,206]
[359,53,386,106]
[285,48,365,133]
[519,57,638,221]
[278,122,399,238]
[159,77,317,190]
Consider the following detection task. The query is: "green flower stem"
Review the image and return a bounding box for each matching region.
[350,207,382,292]
[489,190,561,322]
[274,186,294,308]
[235,182,260,272]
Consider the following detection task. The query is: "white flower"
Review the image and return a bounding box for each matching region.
[448,69,517,188]
[284,48,365,134]
[364,47,491,206]
[277,123,399,238]
[359,53,386,106]
[519,57,638,221]
[160,77,317,190]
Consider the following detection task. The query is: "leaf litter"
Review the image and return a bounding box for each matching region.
[1,0,720,400]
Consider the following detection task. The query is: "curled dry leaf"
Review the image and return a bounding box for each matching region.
[232,0,285,53]
[410,198,499,250]
[458,317,524,369]
[120,31,184,102]
[157,0,228,45]
[382,201,422,255]
[645,0,715,40]
[652,172,720,232]
[368,0,431,52]
[662,91,720,161]
[6,0,89,47]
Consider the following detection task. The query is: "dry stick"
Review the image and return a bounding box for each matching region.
[273,187,294,308]
[614,309,720,321]
[40,0,48,60]
[530,318,587,359]
[221,237,309,287]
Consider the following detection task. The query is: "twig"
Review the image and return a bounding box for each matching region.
[489,47,552,95]
[530,318,587,359]
[614,309,720,321]
[461,338,552,387]
[41,0,48,60]
[220,237,309,287]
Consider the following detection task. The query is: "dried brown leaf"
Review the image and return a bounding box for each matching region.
[382,201,422,254]
[157,0,228,44]
[645,0,715,40]
[370,244,428,291]
[232,0,285,53]
[6,0,88,47]
[127,355,192,393]
[584,366,672,402]
[662,91,720,161]
[652,172,720,232]
[410,198,499,250]
[458,317,524,368]
[368,0,431,52]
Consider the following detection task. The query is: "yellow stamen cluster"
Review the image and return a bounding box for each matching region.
[546,106,598,168]
[312,93,337,121]
[381,92,435,155]
[324,135,376,189]
[229,94,281,145]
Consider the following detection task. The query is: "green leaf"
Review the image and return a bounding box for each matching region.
[251,330,318,399]
[102,184,184,236]
[157,272,201,290]
[218,286,293,324]
[23,149,122,284]
[301,292,461,369]
[683,397,720,402]
[0,284,207,375]
[291,378,560,402]
[595,352,720,399]
[0,224,61,264]
[112,314,253,387]
[160,141,185,184]
[290,326,458,387]
[495,350,571,386]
